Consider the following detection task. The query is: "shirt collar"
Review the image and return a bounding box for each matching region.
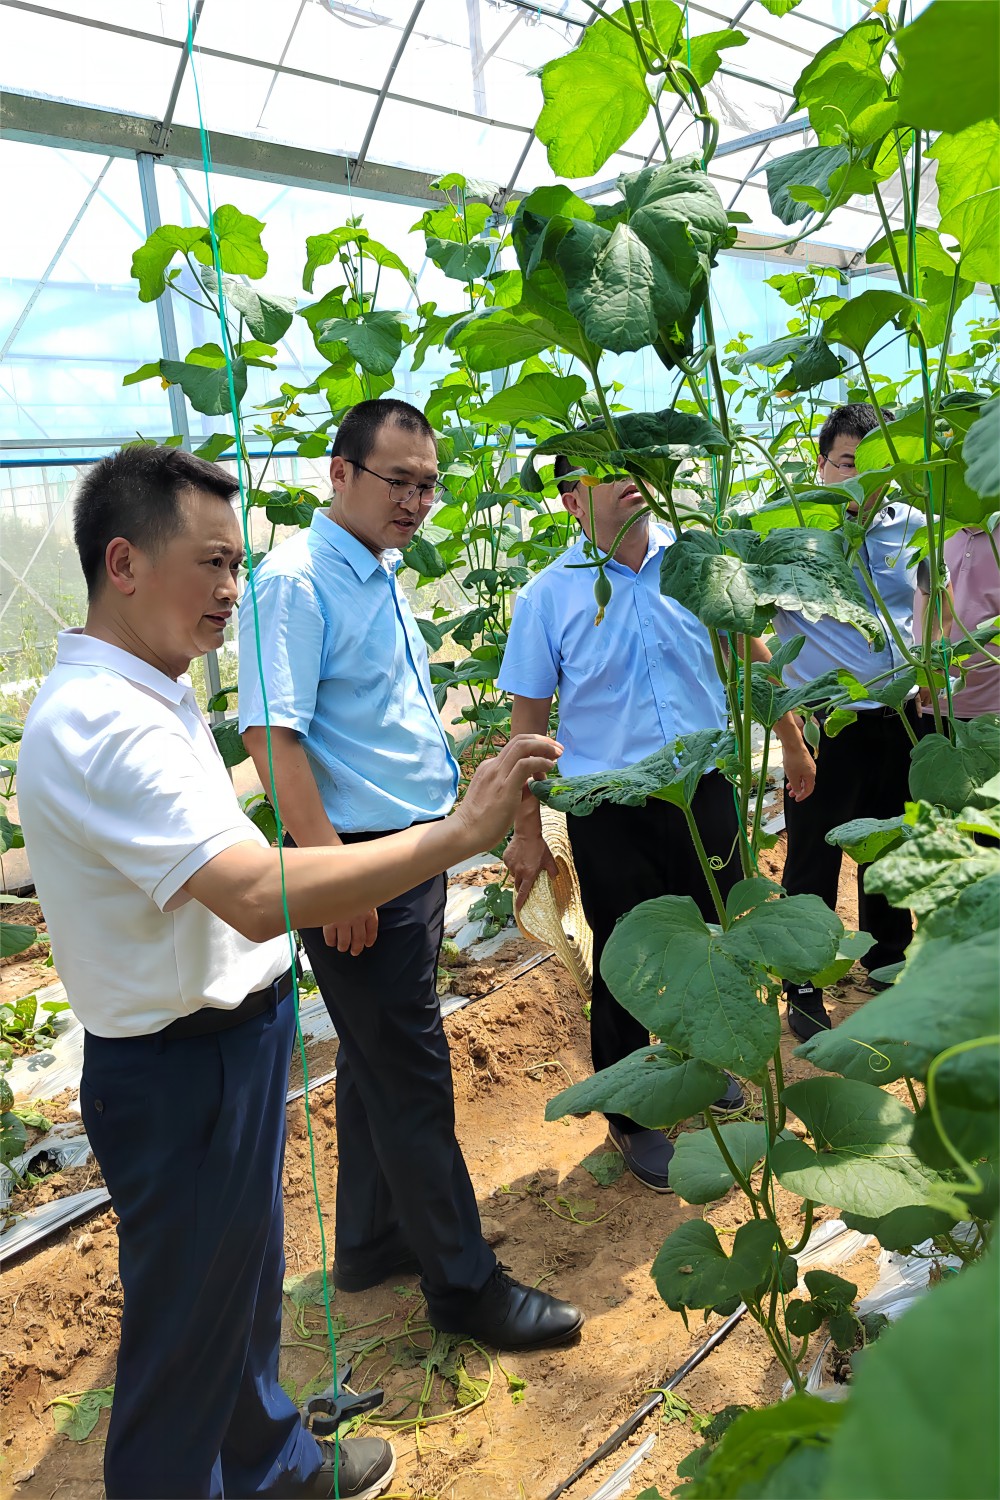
[55,629,192,706]
[309,510,395,582]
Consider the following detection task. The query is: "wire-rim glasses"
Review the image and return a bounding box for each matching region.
[350,460,443,505]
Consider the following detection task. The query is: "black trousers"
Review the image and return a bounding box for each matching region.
[294,835,495,1318]
[567,772,741,1132]
[80,997,322,1498]
[782,703,918,976]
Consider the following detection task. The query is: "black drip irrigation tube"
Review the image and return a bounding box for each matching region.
[544,1303,748,1500]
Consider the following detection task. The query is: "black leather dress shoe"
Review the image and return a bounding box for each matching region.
[608,1123,674,1192]
[332,1234,421,1293]
[431,1264,584,1350]
[296,1437,395,1498]
[785,981,831,1042]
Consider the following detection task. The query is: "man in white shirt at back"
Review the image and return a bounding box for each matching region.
[18,445,562,1500]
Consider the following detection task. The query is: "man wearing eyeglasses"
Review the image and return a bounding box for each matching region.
[239,398,584,1353]
[770,403,922,1040]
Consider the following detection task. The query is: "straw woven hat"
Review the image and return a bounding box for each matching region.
[514,806,593,1003]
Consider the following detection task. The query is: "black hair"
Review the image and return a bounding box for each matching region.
[73,445,239,599]
[553,453,579,496]
[818,403,894,457]
[331,398,435,468]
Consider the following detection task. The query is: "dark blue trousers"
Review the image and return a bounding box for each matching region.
[80,995,323,1499]
[297,858,495,1320]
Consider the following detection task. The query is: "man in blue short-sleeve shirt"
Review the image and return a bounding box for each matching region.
[499,459,815,1193]
[770,404,923,1041]
[240,399,583,1353]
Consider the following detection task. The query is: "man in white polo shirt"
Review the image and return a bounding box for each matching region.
[17,445,562,1500]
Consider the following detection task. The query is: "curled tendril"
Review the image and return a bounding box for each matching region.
[709,855,725,870]
[849,1039,894,1074]
[925,1037,1000,1205]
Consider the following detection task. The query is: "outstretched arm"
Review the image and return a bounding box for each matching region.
[186,733,562,941]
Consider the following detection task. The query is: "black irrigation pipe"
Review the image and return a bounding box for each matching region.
[543,1303,748,1500]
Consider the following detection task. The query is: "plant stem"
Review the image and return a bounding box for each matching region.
[739,632,754,870]
[788,1200,815,1257]
[739,433,806,524]
[682,804,728,925]
[772,1043,787,1133]
[705,1110,759,1214]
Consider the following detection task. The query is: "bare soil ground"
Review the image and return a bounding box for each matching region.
[1,843,883,1500]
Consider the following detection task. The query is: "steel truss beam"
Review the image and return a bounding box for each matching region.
[1,90,449,207]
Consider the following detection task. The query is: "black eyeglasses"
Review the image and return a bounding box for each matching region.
[349,461,443,505]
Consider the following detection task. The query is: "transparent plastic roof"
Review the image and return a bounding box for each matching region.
[1,0,922,250]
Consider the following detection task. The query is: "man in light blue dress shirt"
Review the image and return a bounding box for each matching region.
[771,404,922,1040]
[498,461,814,1192]
[239,399,583,1353]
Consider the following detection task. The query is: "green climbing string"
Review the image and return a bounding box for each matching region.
[184,7,341,1485]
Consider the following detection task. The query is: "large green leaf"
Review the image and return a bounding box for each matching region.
[476,372,586,433]
[131,224,210,302]
[401,535,448,581]
[864,807,1000,919]
[896,0,1000,133]
[1,922,38,959]
[546,157,730,361]
[315,311,405,376]
[797,931,1000,1083]
[535,2,685,178]
[910,1046,999,1174]
[652,1218,781,1314]
[680,29,747,89]
[826,812,911,865]
[929,121,1000,286]
[680,1394,843,1499]
[919,869,1000,947]
[908,715,1000,811]
[525,405,728,496]
[600,895,782,1078]
[425,236,492,282]
[772,1077,947,1218]
[132,209,269,303]
[765,146,849,226]
[545,1048,727,1131]
[728,333,843,393]
[668,1123,771,1205]
[867,228,973,348]
[212,720,250,769]
[199,267,296,343]
[824,1248,1000,1500]
[821,290,922,357]
[533,729,730,818]
[794,20,894,148]
[190,205,267,280]
[447,310,557,371]
[841,1203,958,1251]
[961,397,1000,501]
[724,893,843,985]
[159,355,248,417]
[659,528,883,642]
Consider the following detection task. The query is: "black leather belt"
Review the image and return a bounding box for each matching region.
[161,967,293,1041]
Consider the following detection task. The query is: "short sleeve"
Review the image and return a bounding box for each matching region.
[497,590,560,699]
[238,569,326,735]
[82,719,262,912]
